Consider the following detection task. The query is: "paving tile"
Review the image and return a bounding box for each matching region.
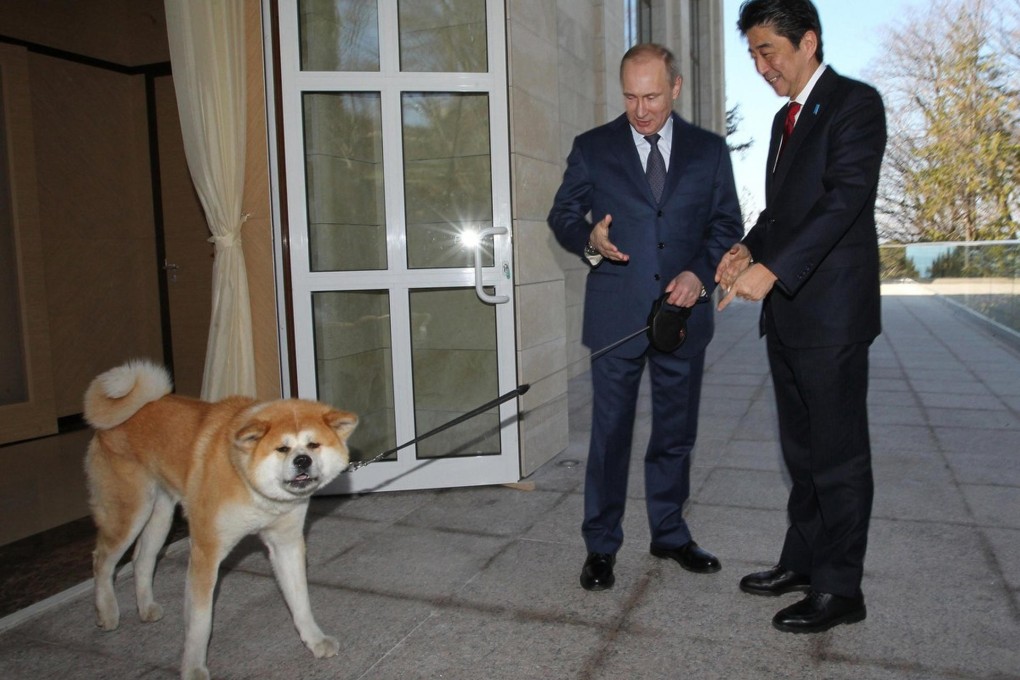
[869,423,939,455]
[915,391,1010,411]
[357,606,600,680]
[398,485,566,536]
[309,524,509,602]
[923,407,1020,430]
[698,467,791,512]
[871,474,971,524]
[452,538,641,628]
[959,484,1020,529]
[981,527,1020,591]
[865,518,995,584]
[0,632,176,680]
[4,295,1020,680]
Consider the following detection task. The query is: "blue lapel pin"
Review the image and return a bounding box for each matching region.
[813,103,820,115]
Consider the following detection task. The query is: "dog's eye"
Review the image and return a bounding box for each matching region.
[307,442,320,450]
[276,445,291,454]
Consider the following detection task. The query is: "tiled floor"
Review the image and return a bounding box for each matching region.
[2,292,1018,679]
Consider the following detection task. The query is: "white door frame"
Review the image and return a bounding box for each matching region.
[263,0,519,493]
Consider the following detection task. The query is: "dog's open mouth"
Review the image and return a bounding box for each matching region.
[286,473,319,490]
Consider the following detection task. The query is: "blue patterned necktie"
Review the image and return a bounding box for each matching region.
[644,133,666,202]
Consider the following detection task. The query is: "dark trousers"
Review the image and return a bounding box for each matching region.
[767,335,874,597]
[582,348,705,555]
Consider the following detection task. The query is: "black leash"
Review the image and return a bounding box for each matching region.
[344,383,531,472]
[343,324,650,472]
[343,292,706,473]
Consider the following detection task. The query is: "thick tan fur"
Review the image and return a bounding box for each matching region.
[83,360,357,680]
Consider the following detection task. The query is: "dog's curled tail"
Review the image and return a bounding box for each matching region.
[83,359,173,430]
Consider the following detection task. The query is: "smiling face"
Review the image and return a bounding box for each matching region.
[621,55,682,136]
[745,24,820,99]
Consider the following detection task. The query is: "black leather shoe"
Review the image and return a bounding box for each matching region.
[580,553,616,591]
[772,590,866,633]
[649,541,721,573]
[740,565,811,596]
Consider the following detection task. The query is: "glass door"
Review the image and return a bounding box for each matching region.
[272,0,518,493]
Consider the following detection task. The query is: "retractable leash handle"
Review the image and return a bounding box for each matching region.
[649,294,692,353]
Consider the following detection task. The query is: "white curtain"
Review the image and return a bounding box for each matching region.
[165,0,256,400]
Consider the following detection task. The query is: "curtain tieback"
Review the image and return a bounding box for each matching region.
[207,214,251,248]
[209,232,240,247]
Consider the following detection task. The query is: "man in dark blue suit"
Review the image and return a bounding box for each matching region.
[717,0,886,632]
[548,43,742,591]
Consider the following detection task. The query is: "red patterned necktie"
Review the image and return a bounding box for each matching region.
[779,101,802,159]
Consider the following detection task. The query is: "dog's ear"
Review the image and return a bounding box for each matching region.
[324,410,358,441]
[235,420,271,450]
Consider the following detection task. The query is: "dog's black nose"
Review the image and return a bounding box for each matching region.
[293,454,312,470]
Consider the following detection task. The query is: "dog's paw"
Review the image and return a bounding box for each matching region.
[183,666,210,680]
[139,602,164,622]
[309,635,339,659]
[95,611,120,631]
[95,590,120,630]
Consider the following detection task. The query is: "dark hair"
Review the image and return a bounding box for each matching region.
[620,43,681,84]
[737,0,824,63]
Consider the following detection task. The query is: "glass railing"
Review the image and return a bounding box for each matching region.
[880,241,1020,334]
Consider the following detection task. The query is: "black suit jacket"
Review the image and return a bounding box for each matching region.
[548,112,743,357]
[744,67,887,348]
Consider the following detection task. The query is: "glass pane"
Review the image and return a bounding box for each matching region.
[398,0,488,72]
[298,0,380,71]
[410,288,500,458]
[0,74,28,406]
[402,93,492,269]
[304,92,387,271]
[312,291,395,463]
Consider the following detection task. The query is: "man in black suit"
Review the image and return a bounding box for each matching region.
[716,0,886,632]
[549,44,742,591]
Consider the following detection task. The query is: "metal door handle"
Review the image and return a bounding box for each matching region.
[163,260,179,283]
[473,226,508,304]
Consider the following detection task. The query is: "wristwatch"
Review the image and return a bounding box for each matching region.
[584,243,599,257]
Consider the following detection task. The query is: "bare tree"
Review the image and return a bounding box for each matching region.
[726,103,753,158]
[869,0,1019,242]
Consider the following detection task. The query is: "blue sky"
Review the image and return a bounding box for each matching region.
[723,0,914,222]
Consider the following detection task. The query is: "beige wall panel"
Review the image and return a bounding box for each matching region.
[557,0,598,47]
[29,55,161,415]
[598,1,626,123]
[520,394,569,476]
[513,219,565,287]
[518,337,568,412]
[510,86,559,166]
[511,154,563,225]
[507,22,559,106]
[507,0,602,471]
[506,0,557,43]
[242,0,282,400]
[516,279,567,351]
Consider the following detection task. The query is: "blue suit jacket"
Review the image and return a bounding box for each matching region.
[548,112,743,357]
[745,68,887,347]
